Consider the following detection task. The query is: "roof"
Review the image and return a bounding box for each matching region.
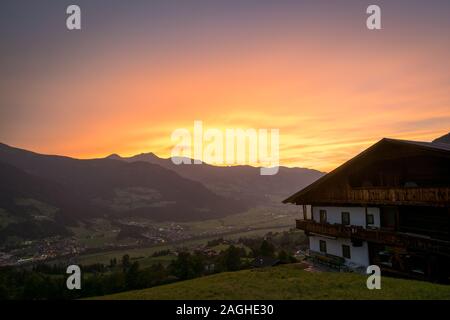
[432,132,450,144]
[283,137,450,204]
[385,138,450,152]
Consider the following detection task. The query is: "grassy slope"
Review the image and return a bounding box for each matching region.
[92,264,450,300]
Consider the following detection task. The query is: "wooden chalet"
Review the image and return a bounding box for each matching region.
[284,137,450,282]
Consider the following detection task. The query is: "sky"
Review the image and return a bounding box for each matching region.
[1,0,450,171]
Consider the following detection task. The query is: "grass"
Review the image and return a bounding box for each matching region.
[73,244,173,265]
[178,206,298,236]
[132,255,176,268]
[91,264,450,300]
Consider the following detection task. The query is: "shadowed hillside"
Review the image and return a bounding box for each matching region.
[107,153,324,205]
[0,142,323,244]
[0,143,248,242]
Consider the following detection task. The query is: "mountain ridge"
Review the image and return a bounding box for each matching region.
[0,141,324,244]
[0,142,250,243]
[106,152,324,205]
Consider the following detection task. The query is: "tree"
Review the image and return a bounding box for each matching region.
[277,250,289,264]
[169,252,204,280]
[259,240,275,258]
[280,232,291,248]
[122,254,131,271]
[125,261,140,289]
[220,245,242,271]
[110,258,117,268]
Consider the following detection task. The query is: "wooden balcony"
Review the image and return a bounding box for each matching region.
[296,220,450,256]
[296,219,353,238]
[301,187,450,207]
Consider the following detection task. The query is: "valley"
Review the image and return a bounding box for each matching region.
[0,204,300,267]
[0,141,320,267]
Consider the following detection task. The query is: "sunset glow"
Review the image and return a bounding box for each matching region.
[1,0,449,171]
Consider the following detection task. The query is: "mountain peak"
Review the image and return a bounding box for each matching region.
[131,152,158,161]
[138,152,156,157]
[106,153,122,160]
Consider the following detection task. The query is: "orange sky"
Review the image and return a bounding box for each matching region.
[1,1,449,171]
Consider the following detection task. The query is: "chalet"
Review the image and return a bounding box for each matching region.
[283,137,450,282]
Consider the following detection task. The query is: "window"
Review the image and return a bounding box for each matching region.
[341,212,350,225]
[380,207,398,229]
[319,240,327,253]
[319,210,327,223]
[367,214,374,225]
[342,245,351,259]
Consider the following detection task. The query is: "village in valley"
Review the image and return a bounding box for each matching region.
[0,206,300,268]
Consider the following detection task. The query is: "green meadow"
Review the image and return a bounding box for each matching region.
[92,264,450,300]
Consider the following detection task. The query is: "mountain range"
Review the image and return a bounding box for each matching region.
[106,152,322,205]
[0,142,324,243]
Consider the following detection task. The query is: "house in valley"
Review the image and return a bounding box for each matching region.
[283,137,450,282]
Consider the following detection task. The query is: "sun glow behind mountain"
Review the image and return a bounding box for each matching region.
[1,0,450,171]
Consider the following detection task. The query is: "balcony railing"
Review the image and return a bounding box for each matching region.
[301,187,450,206]
[296,220,450,256]
[296,220,353,238]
